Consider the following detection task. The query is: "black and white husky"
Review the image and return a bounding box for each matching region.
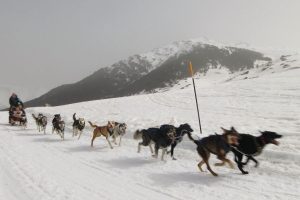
[32,113,47,134]
[52,114,65,140]
[133,126,176,161]
[72,113,85,139]
[111,122,127,146]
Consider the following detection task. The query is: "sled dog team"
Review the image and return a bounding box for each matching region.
[31,112,282,176]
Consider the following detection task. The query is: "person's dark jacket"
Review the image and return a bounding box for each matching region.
[9,96,23,108]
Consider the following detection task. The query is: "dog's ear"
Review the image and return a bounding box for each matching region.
[221,127,228,133]
[231,126,237,132]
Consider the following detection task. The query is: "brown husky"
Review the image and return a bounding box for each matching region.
[88,121,115,148]
[186,127,239,176]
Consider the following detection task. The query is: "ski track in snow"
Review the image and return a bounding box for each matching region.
[1,68,300,200]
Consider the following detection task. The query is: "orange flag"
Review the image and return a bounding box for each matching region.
[189,61,194,77]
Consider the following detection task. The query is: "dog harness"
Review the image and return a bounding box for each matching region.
[231,136,264,156]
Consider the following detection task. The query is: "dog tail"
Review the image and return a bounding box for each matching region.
[133,129,143,140]
[73,113,76,121]
[88,121,97,128]
[32,114,37,120]
[186,131,198,145]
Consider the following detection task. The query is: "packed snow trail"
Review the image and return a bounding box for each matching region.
[0,68,300,200]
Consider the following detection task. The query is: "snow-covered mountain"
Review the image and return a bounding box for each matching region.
[25,39,280,107]
[1,62,299,200]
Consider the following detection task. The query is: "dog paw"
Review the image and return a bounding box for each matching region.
[242,171,249,175]
[198,167,204,172]
[172,157,177,160]
[214,162,224,167]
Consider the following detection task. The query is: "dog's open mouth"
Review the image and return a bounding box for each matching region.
[271,139,279,145]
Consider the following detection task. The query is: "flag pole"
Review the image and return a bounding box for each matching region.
[188,61,202,134]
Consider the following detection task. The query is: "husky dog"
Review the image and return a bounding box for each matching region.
[72,113,85,139]
[111,122,127,146]
[160,123,194,160]
[232,131,282,174]
[52,114,65,140]
[32,113,47,134]
[134,126,176,161]
[88,121,115,149]
[186,127,240,176]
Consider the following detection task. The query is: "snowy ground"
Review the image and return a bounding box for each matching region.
[0,66,300,200]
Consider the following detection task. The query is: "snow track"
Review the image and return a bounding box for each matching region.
[1,68,300,200]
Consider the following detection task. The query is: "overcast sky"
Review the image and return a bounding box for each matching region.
[1,0,299,91]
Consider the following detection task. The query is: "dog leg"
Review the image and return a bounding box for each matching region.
[241,156,251,165]
[152,144,159,159]
[78,131,82,140]
[201,151,217,176]
[119,136,122,146]
[198,160,205,172]
[215,155,232,167]
[149,144,154,154]
[170,143,177,160]
[205,160,218,176]
[106,137,113,149]
[249,156,259,167]
[161,148,167,161]
[112,136,117,145]
[214,161,226,166]
[91,135,96,147]
[221,158,235,169]
[137,143,142,153]
[199,150,217,176]
[235,153,248,174]
[58,131,63,139]
[227,159,235,169]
